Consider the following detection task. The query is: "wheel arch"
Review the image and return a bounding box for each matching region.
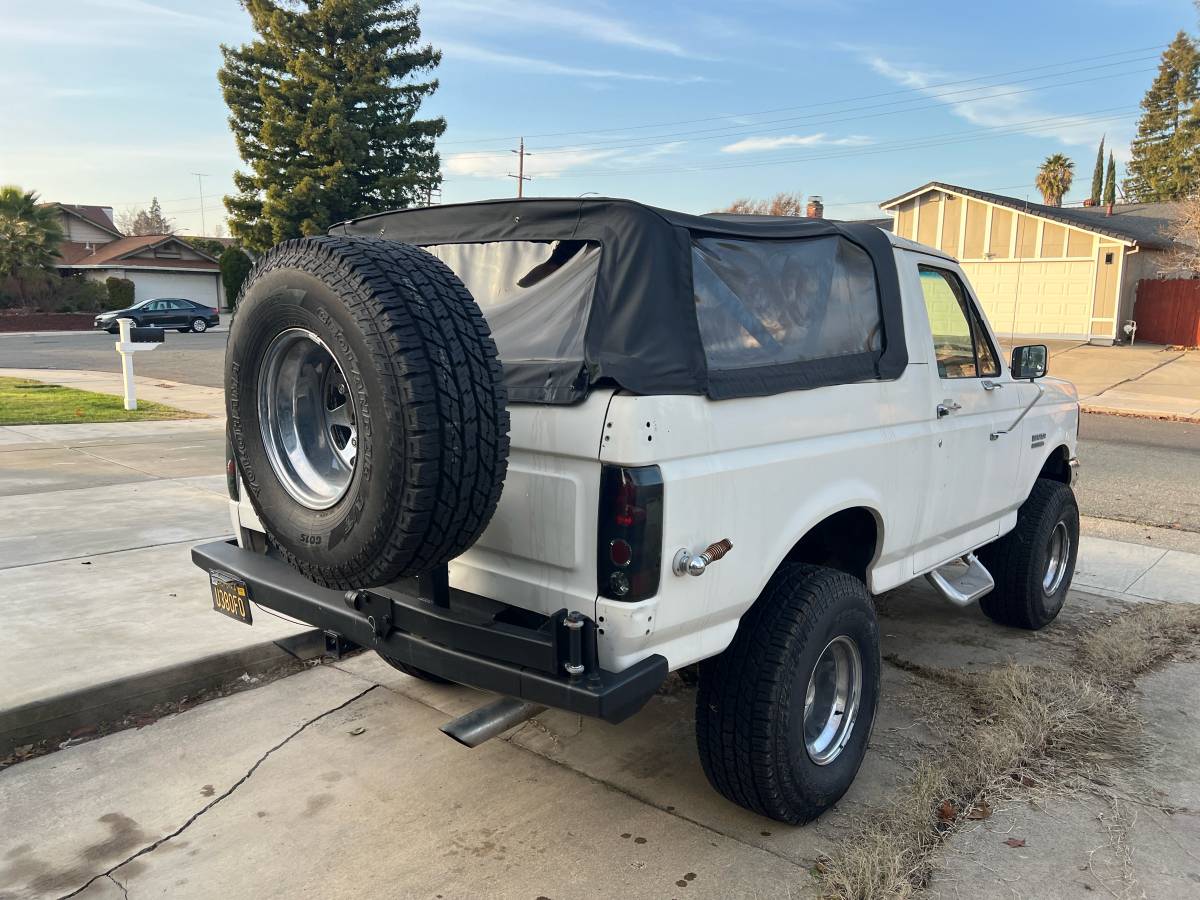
[771,501,884,590]
[1037,444,1073,485]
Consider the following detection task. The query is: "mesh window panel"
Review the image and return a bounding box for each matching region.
[691,235,882,371]
[423,240,600,365]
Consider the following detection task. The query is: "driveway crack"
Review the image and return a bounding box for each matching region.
[57,684,377,899]
[106,874,128,899]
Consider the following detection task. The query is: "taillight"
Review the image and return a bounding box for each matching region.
[597,465,663,601]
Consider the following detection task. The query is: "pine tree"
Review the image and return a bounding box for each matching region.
[1104,152,1117,207]
[219,0,445,252]
[1124,31,1200,201]
[1090,137,1105,204]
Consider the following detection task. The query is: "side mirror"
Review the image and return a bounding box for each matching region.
[1010,344,1048,380]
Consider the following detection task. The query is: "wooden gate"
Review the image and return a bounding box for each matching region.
[1134,278,1200,347]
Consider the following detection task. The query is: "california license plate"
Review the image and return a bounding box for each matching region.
[210,571,252,625]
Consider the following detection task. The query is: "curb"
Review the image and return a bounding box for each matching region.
[1081,405,1200,425]
[0,629,324,757]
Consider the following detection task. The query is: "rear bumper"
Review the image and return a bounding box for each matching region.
[191,540,666,723]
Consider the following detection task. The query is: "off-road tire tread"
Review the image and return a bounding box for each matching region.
[232,235,509,588]
[695,563,877,823]
[977,478,1077,630]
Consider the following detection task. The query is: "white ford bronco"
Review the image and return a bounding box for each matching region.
[195,198,1080,824]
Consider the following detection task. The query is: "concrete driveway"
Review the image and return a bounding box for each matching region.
[3,580,1197,899]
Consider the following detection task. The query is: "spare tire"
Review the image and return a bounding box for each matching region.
[226,236,509,589]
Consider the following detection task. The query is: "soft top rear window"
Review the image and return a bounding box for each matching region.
[692,235,882,371]
[422,240,600,366]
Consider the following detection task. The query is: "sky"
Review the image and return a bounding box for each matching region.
[1,0,1196,237]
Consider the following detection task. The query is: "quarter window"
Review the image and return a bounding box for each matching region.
[918,266,1000,379]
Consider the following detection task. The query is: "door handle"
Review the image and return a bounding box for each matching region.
[982,380,1003,391]
[937,400,962,418]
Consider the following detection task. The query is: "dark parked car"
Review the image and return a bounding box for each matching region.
[95,298,220,334]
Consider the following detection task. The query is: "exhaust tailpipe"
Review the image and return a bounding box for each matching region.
[439,698,547,748]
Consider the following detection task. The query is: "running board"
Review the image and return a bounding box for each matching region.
[925,552,995,607]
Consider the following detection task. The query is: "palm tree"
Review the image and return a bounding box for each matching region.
[0,186,64,277]
[1035,154,1075,207]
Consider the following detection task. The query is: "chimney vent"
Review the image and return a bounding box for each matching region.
[806,195,824,218]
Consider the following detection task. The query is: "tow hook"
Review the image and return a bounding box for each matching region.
[672,538,733,577]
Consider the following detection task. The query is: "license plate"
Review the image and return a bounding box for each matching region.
[210,571,252,625]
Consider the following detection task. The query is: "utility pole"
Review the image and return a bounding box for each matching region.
[192,172,209,235]
[508,138,531,198]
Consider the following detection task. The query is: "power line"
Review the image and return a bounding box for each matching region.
[448,62,1156,161]
[439,42,1161,147]
[554,108,1139,180]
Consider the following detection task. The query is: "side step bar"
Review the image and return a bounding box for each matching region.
[925,552,995,607]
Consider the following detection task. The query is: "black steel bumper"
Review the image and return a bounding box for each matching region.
[191,540,667,723]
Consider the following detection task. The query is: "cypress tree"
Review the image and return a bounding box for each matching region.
[1090,137,1105,204]
[219,0,446,252]
[1124,31,1200,201]
[1104,152,1117,207]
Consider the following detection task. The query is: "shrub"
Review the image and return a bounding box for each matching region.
[105,276,135,310]
[220,247,253,308]
[0,271,108,313]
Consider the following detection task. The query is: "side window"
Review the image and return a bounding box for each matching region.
[147,300,167,311]
[918,266,999,379]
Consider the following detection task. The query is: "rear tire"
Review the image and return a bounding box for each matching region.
[377,653,454,684]
[191,318,208,333]
[978,478,1079,630]
[226,236,509,589]
[695,564,880,824]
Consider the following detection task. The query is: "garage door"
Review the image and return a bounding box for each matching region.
[961,260,1094,340]
[130,271,220,309]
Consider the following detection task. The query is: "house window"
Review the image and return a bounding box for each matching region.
[154,245,182,259]
[1105,252,1114,265]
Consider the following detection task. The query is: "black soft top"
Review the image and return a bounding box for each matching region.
[335,197,906,404]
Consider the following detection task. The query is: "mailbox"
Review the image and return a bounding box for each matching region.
[114,317,163,410]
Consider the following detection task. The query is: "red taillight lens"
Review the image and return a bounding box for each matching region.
[597,465,663,601]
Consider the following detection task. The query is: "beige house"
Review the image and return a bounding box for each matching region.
[880,183,1179,344]
[46,203,225,310]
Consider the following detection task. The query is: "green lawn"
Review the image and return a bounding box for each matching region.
[0,377,199,425]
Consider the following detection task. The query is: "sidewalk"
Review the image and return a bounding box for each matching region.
[0,413,318,755]
[1005,340,1200,421]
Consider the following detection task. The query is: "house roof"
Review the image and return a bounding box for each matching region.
[45,203,123,238]
[57,234,219,269]
[880,182,1179,250]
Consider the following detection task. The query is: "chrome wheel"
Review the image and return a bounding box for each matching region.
[1043,520,1070,595]
[803,635,862,766]
[257,328,358,510]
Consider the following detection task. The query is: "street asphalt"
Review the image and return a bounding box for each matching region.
[0,327,228,388]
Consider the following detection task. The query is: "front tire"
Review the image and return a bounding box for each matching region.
[978,478,1079,630]
[696,564,880,824]
[190,318,208,333]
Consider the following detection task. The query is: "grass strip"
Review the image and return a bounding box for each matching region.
[0,377,198,424]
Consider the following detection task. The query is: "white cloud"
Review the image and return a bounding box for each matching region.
[446,141,686,180]
[440,42,704,83]
[865,55,1119,149]
[721,133,874,154]
[434,0,693,58]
